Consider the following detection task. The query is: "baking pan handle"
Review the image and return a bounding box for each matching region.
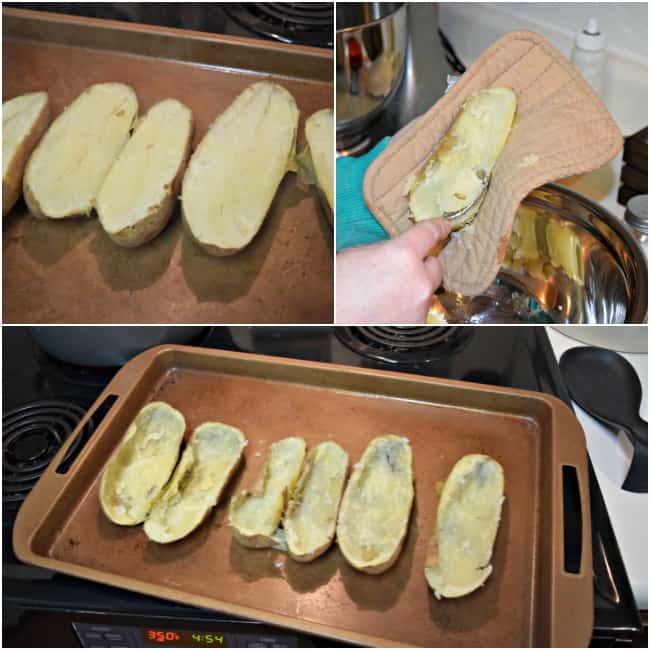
[13,349,159,562]
[550,399,594,647]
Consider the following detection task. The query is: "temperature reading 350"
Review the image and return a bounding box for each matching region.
[148,630,181,643]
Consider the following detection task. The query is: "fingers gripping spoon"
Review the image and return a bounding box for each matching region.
[560,347,647,493]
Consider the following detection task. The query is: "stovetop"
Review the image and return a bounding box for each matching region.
[5,3,334,48]
[2,327,643,645]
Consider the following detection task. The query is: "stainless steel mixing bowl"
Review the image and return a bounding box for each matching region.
[336,3,408,136]
[430,184,648,324]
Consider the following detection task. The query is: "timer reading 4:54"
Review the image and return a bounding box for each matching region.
[191,633,225,645]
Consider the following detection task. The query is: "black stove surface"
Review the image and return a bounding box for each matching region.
[2,327,643,646]
[6,2,334,48]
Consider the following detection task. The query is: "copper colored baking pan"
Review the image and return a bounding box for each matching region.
[2,9,333,324]
[13,346,593,647]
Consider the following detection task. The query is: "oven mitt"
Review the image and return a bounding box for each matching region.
[363,30,623,296]
[336,138,390,252]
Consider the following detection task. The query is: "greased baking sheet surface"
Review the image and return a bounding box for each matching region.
[3,14,333,323]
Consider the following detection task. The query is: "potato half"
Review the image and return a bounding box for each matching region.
[97,98,193,247]
[99,401,185,526]
[144,422,247,543]
[229,436,306,548]
[405,86,517,230]
[23,82,138,219]
[337,435,414,574]
[2,91,50,216]
[284,441,349,562]
[181,81,299,255]
[304,108,334,213]
[425,454,505,598]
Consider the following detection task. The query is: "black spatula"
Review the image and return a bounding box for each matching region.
[560,346,647,493]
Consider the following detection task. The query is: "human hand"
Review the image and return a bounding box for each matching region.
[336,218,452,323]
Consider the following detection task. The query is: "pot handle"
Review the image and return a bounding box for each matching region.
[549,397,594,647]
[12,347,159,566]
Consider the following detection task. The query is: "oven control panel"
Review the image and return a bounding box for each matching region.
[72,623,299,648]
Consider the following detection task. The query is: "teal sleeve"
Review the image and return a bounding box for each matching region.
[335,137,392,252]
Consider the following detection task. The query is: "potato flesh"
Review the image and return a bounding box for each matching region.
[407,87,517,223]
[97,99,192,233]
[425,454,504,598]
[229,437,306,539]
[2,91,48,179]
[284,441,348,558]
[25,83,137,218]
[305,109,334,211]
[337,436,414,567]
[144,423,246,543]
[182,81,299,252]
[100,402,184,525]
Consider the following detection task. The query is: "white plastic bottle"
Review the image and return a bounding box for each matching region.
[570,17,607,97]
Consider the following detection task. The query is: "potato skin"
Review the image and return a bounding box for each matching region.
[336,435,414,575]
[424,454,504,598]
[229,437,306,548]
[99,401,185,526]
[284,442,349,563]
[144,422,246,544]
[3,96,50,217]
[336,510,412,575]
[181,215,243,257]
[104,111,194,248]
[229,520,280,549]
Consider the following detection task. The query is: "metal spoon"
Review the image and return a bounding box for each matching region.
[441,171,489,227]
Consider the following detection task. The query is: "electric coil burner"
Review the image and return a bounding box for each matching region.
[223,3,333,48]
[336,326,472,364]
[3,401,93,506]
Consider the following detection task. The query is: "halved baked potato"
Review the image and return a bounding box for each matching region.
[301,108,334,221]
[425,454,505,598]
[99,401,185,526]
[229,436,306,548]
[24,82,138,219]
[181,81,299,255]
[144,422,246,543]
[405,86,517,230]
[2,91,50,216]
[284,440,348,562]
[337,435,414,574]
[97,98,193,247]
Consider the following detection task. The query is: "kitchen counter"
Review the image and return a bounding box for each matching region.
[546,326,648,609]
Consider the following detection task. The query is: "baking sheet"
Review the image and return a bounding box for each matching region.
[14,347,593,647]
[2,9,333,323]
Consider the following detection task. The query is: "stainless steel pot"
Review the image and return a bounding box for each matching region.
[336,3,408,136]
[430,184,648,324]
[29,326,207,366]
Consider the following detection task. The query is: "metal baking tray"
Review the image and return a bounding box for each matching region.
[13,346,593,647]
[2,9,333,324]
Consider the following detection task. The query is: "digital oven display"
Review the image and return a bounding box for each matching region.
[143,629,226,646]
